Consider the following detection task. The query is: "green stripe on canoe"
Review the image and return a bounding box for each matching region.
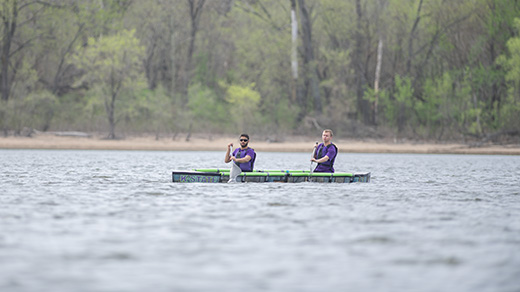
[289,172,353,177]
[242,172,267,176]
[193,169,352,177]
[195,168,311,174]
[194,168,354,177]
[242,172,287,177]
[194,168,227,172]
[221,172,287,177]
[289,172,314,177]
[288,172,332,177]
[332,172,353,177]
[264,172,287,176]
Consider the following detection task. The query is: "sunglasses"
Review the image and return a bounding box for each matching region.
[240,139,248,142]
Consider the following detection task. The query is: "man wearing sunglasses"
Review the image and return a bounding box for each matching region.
[225,134,256,172]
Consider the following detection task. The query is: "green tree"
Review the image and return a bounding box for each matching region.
[0,0,48,102]
[224,82,261,132]
[19,91,59,132]
[0,59,39,135]
[419,72,453,139]
[497,18,520,132]
[71,29,145,139]
[382,75,414,135]
[187,83,227,133]
[124,86,174,139]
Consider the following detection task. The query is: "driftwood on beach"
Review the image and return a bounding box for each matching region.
[32,129,91,138]
[53,131,92,138]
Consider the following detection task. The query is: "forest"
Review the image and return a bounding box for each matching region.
[1,0,519,142]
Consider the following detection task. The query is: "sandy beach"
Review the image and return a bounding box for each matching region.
[1,132,519,155]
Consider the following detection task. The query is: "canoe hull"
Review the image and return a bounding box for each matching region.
[172,170,370,183]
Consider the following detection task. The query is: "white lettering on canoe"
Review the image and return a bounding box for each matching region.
[178,174,219,183]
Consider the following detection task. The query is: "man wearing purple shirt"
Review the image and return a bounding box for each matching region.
[225,134,256,172]
[311,129,338,173]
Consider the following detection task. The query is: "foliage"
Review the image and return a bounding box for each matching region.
[1,0,520,142]
[223,82,261,132]
[187,83,228,132]
[419,73,451,138]
[496,18,520,130]
[19,91,59,132]
[123,86,174,135]
[70,29,145,138]
[381,75,414,134]
[72,29,144,85]
[0,91,58,133]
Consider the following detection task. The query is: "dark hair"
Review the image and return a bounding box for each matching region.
[240,134,250,140]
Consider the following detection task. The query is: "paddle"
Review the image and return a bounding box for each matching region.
[228,145,242,183]
[310,141,319,174]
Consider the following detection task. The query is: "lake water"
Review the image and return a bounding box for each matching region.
[1,149,519,292]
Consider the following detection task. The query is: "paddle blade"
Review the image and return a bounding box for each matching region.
[228,162,242,183]
[310,162,317,173]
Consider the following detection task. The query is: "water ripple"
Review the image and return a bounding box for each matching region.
[0,150,519,292]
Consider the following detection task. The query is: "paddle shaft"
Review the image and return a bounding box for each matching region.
[310,141,319,173]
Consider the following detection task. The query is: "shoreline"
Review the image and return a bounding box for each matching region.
[1,133,519,155]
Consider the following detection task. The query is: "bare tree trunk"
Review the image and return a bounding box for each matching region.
[406,0,423,75]
[1,39,10,101]
[472,93,482,135]
[373,0,387,126]
[0,1,17,101]
[489,11,500,124]
[298,0,321,116]
[183,0,206,105]
[105,76,122,139]
[106,92,116,139]
[398,102,405,134]
[290,0,298,81]
[354,0,369,123]
[170,15,176,96]
[374,37,383,125]
[52,23,85,95]
[290,0,304,122]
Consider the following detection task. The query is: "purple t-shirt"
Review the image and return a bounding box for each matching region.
[314,143,337,173]
[232,147,256,172]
